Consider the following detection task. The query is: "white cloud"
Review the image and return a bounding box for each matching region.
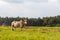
[24,0,48,3]
[2,0,23,3]
[24,0,60,17]
[0,0,9,6]
[0,0,24,17]
[0,0,60,18]
[48,0,58,3]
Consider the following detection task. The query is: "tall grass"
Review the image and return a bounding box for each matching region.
[0,26,60,40]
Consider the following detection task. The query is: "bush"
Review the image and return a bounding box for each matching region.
[55,24,60,27]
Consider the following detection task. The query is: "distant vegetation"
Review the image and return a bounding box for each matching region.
[0,15,60,27]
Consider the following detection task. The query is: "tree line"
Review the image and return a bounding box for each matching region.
[0,15,60,27]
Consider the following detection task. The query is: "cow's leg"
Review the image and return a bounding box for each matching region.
[20,24,23,31]
[21,27,22,31]
[11,25,14,31]
[20,26,22,31]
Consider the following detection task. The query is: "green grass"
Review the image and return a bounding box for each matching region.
[0,26,60,40]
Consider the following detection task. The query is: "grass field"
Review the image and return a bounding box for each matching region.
[0,26,60,40]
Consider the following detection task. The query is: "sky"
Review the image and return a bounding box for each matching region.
[0,0,60,18]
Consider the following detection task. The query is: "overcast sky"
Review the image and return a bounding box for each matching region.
[0,0,60,18]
